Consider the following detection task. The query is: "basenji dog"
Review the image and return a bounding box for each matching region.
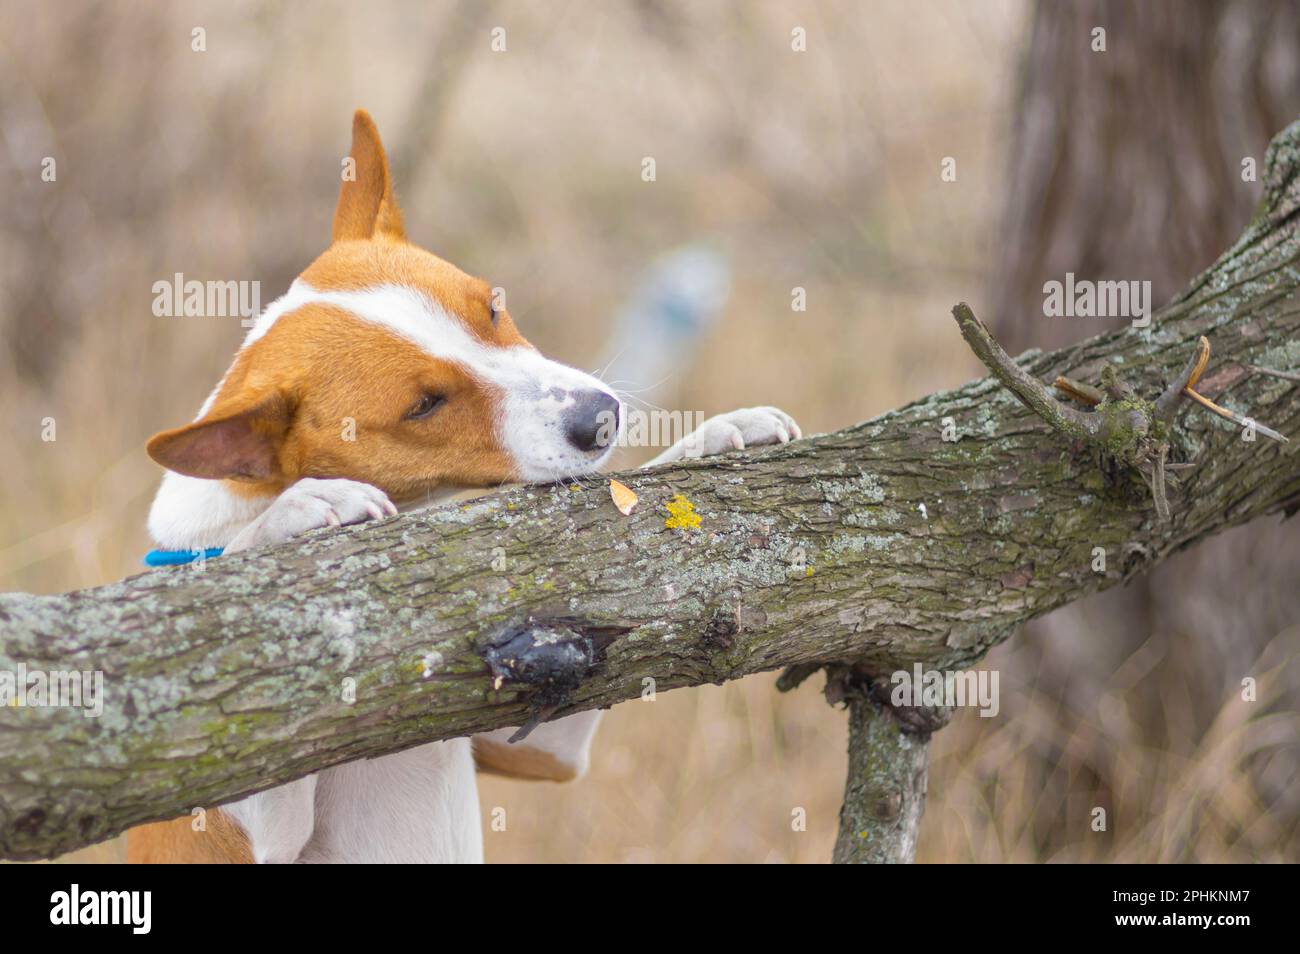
[128,110,801,863]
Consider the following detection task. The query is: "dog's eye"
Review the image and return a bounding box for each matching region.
[405,393,446,421]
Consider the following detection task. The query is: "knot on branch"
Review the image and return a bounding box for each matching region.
[703,606,740,650]
[481,617,628,741]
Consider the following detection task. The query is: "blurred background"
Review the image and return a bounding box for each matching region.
[1,0,1296,863]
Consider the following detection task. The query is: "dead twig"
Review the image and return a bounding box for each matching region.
[954,308,1289,523]
[1062,337,1288,442]
[1248,364,1300,383]
[1054,375,1104,406]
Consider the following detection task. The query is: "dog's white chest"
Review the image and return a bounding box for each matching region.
[300,738,482,864]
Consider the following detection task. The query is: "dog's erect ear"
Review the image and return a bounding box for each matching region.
[332,109,406,243]
[146,392,293,481]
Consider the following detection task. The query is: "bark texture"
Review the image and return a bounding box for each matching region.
[2,120,1300,862]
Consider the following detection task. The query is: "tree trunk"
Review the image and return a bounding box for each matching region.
[993,0,1300,348]
[3,118,1300,861]
[984,0,1300,857]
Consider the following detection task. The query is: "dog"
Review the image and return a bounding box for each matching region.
[127,110,801,863]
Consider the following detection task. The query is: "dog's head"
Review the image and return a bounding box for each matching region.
[147,111,620,504]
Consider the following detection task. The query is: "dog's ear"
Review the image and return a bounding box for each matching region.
[146,391,293,481]
[332,109,406,243]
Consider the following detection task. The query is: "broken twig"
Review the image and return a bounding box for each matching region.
[953,307,1289,522]
[1248,364,1300,383]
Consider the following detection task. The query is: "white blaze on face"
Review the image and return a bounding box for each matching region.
[241,281,621,482]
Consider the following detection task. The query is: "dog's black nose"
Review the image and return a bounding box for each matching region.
[564,389,620,453]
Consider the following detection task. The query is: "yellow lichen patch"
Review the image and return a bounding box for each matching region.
[664,493,702,531]
[610,478,638,515]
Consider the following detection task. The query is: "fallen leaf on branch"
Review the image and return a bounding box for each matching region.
[610,479,638,515]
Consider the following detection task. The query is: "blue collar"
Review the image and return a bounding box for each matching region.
[143,547,225,567]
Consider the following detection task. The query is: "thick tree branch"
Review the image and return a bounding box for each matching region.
[4,123,1300,862]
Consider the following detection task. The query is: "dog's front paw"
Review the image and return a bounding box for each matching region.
[678,406,802,458]
[226,478,397,553]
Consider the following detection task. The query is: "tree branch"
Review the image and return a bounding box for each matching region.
[823,666,948,863]
[4,122,1300,862]
[833,698,932,864]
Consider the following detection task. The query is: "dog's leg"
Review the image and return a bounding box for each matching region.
[220,477,396,863]
[220,777,318,864]
[473,710,603,781]
[645,406,801,466]
[301,738,481,863]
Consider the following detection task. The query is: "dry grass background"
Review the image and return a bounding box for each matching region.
[1,0,1294,864]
